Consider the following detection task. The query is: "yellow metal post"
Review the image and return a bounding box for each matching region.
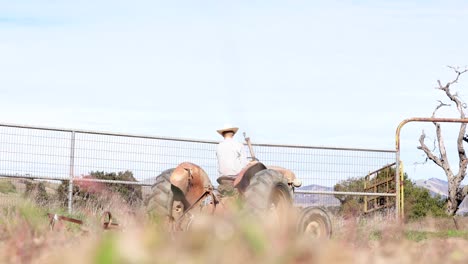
[399,161,405,219]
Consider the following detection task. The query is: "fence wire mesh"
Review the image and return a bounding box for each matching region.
[0,124,396,212]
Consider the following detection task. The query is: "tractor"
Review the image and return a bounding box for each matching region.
[145,135,333,239]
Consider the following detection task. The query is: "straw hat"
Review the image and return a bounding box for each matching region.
[216,124,239,136]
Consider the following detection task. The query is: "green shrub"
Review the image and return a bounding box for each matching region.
[403,175,446,220]
[56,170,142,208]
[333,177,365,216]
[24,181,49,206]
[0,180,16,194]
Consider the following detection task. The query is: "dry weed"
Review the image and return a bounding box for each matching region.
[1,199,468,264]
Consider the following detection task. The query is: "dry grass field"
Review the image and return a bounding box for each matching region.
[1,196,468,264]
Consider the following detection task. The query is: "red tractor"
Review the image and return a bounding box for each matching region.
[145,137,332,239]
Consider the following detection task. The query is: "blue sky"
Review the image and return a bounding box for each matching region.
[1,0,468,182]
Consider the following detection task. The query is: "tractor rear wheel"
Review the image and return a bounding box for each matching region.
[243,169,293,218]
[145,169,175,218]
[146,168,189,230]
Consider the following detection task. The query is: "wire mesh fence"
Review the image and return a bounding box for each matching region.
[0,123,396,213]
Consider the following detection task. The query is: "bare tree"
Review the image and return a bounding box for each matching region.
[418,66,468,215]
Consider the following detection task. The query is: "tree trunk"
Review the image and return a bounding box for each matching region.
[447,178,468,215]
[447,187,459,215]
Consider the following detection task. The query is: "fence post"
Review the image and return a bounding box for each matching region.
[68,131,76,214]
[395,157,400,220]
[400,162,405,218]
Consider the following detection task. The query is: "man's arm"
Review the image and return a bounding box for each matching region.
[238,142,249,167]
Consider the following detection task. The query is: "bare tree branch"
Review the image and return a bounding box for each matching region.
[418,130,444,168]
[436,66,468,116]
[457,159,468,181]
[439,66,468,90]
[447,65,468,76]
[443,67,468,182]
[429,99,451,176]
[432,100,450,117]
[414,138,437,166]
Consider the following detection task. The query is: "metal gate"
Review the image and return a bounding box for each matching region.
[0,123,397,215]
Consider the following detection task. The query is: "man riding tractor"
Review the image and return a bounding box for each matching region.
[145,125,332,239]
[216,124,251,196]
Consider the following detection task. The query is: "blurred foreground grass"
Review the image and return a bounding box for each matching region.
[1,199,468,264]
[0,179,17,194]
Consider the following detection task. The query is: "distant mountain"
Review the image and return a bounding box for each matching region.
[414,178,449,197]
[294,184,340,207]
[414,178,468,214]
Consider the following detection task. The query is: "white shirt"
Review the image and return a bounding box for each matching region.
[216,138,248,176]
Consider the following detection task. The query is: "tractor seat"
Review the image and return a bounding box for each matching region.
[216,162,267,190]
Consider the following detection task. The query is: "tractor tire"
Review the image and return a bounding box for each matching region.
[145,168,175,217]
[297,206,332,239]
[243,169,293,214]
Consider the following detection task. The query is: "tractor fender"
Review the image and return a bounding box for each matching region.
[169,162,213,206]
[233,162,267,192]
[233,163,301,192]
[267,166,302,187]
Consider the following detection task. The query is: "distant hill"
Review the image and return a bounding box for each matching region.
[414,178,449,197]
[414,178,468,214]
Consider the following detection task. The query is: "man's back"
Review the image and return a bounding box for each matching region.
[216,138,247,176]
